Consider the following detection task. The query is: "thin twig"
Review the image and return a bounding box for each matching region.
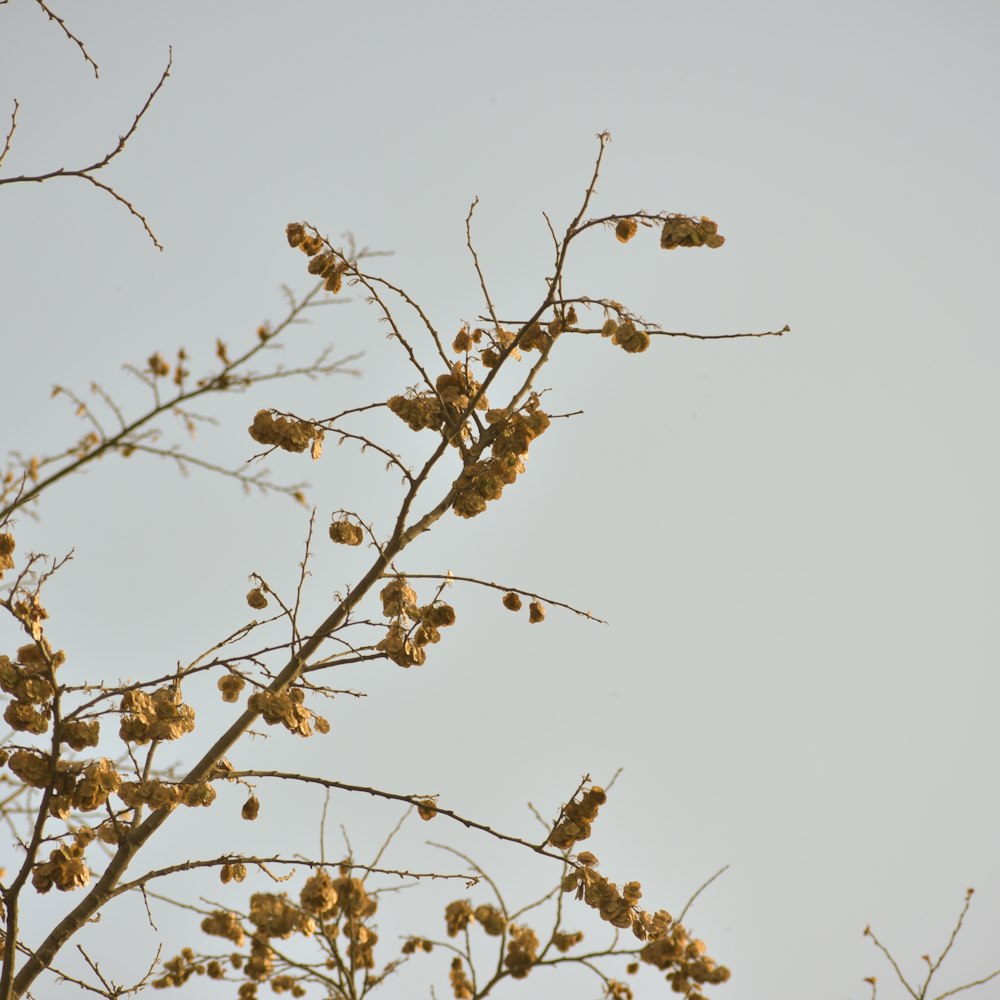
[393,573,606,624]
[677,864,730,925]
[29,0,99,76]
[0,51,172,247]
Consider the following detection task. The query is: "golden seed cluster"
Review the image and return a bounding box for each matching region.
[600,318,650,354]
[117,778,216,811]
[286,223,346,293]
[387,362,488,443]
[449,958,474,1000]
[504,923,540,978]
[248,409,322,455]
[328,517,364,545]
[552,929,585,952]
[451,397,550,519]
[31,842,89,893]
[119,686,195,745]
[639,922,731,999]
[376,576,456,668]
[445,899,474,937]
[474,903,506,936]
[0,532,14,577]
[660,215,725,250]
[218,672,246,703]
[401,937,435,954]
[548,784,607,850]
[247,687,329,738]
[0,641,64,735]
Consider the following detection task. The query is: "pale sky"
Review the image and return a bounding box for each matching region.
[2,2,998,999]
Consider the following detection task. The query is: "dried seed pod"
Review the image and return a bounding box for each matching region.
[502,591,522,612]
[242,795,260,821]
[246,588,268,610]
[329,519,364,545]
[615,218,638,243]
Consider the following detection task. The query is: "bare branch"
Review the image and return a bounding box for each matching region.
[28,0,99,76]
[0,50,172,248]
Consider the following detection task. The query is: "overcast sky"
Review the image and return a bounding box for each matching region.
[2,2,998,999]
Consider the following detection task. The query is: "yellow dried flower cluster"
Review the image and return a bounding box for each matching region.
[605,979,634,1000]
[298,869,338,916]
[117,779,216,811]
[445,899,474,937]
[248,409,322,455]
[639,922,730,998]
[600,318,650,354]
[119,686,195,745]
[5,751,121,820]
[218,673,246,703]
[473,903,506,936]
[387,391,445,432]
[401,937,434,954]
[215,674,246,703]
[202,910,246,947]
[0,532,14,577]
[6,748,53,787]
[247,687,329,737]
[519,318,561,352]
[286,223,346,293]
[61,718,100,751]
[376,576,456,667]
[305,250,347,294]
[548,784,607,850]
[152,948,206,989]
[13,591,49,638]
[659,215,725,250]
[552,929,585,952]
[31,842,89,893]
[505,923,540,978]
[449,957,474,1000]
[298,866,380,971]
[328,517,364,545]
[562,864,643,931]
[300,867,380,969]
[70,758,121,813]
[250,892,316,939]
[451,398,550,518]
[388,362,488,442]
[1,642,63,734]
